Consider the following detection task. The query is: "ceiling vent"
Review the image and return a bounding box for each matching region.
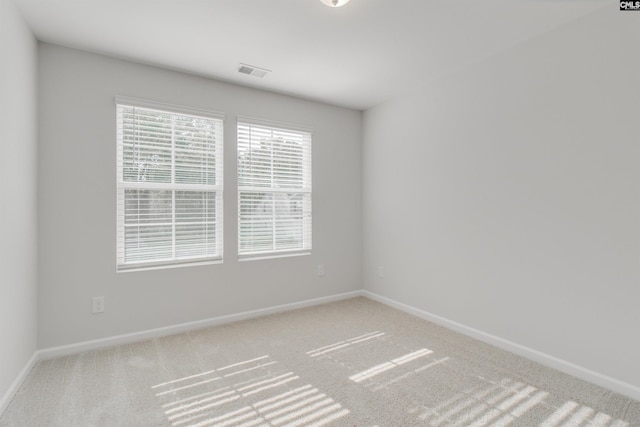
[237,63,271,78]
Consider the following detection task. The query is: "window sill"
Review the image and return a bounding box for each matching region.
[117,257,223,273]
[238,251,310,262]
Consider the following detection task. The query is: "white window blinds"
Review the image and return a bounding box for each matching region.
[116,98,224,270]
[237,118,312,258]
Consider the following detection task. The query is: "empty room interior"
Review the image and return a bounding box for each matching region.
[1,0,639,425]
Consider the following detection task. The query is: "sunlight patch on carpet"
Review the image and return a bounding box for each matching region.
[153,355,350,427]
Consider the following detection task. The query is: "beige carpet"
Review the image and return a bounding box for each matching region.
[1,297,638,426]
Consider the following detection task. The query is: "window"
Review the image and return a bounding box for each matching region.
[116,97,224,271]
[237,117,312,258]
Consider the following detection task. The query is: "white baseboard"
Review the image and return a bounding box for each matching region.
[362,290,640,402]
[39,290,363,360]
[10,288,636,419]
[0,351,39,416]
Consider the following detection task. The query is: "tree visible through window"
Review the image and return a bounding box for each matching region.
[237,118,312,258]
[116,99,224,270]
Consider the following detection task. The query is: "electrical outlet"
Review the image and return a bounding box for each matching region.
[378,266,384,278]
[92,296,105,314]
[317,264,326,277]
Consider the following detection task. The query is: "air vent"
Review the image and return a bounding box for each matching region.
[237,63,271,78]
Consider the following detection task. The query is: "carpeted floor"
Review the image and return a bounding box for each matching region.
[1,297,639,426]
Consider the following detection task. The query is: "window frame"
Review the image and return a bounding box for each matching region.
[115,96,224,272]
[237,116,313,260]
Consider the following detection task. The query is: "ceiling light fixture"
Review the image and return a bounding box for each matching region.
[320,0,351,7]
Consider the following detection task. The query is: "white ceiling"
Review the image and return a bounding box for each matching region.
[12,0,608,110]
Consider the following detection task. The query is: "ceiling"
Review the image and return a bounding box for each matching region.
[12,0,608,110]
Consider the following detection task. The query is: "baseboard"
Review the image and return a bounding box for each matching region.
[362,290,640,402]
[25,289,639,410]
[0,351,39,416]
[39,290,364,360]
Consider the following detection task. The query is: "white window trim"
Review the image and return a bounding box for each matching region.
[116,97,225,272]
[115,96,225,122]
[237,116,312,260]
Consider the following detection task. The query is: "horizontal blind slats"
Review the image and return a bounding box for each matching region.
[117,103,223,269]
[237,120,312,257]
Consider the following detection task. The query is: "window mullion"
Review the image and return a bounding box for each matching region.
[270,134,276,252]
[205,192,209,256]
[171,113,177,260]
[133,108,141,259]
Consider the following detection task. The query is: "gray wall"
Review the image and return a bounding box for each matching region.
[363,8,640,388]
[37,44,362,348]
[0,0,38,404]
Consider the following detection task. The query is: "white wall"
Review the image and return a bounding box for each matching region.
[363,7,640,390]
[37,44,362,348]
[0,0,38,407]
